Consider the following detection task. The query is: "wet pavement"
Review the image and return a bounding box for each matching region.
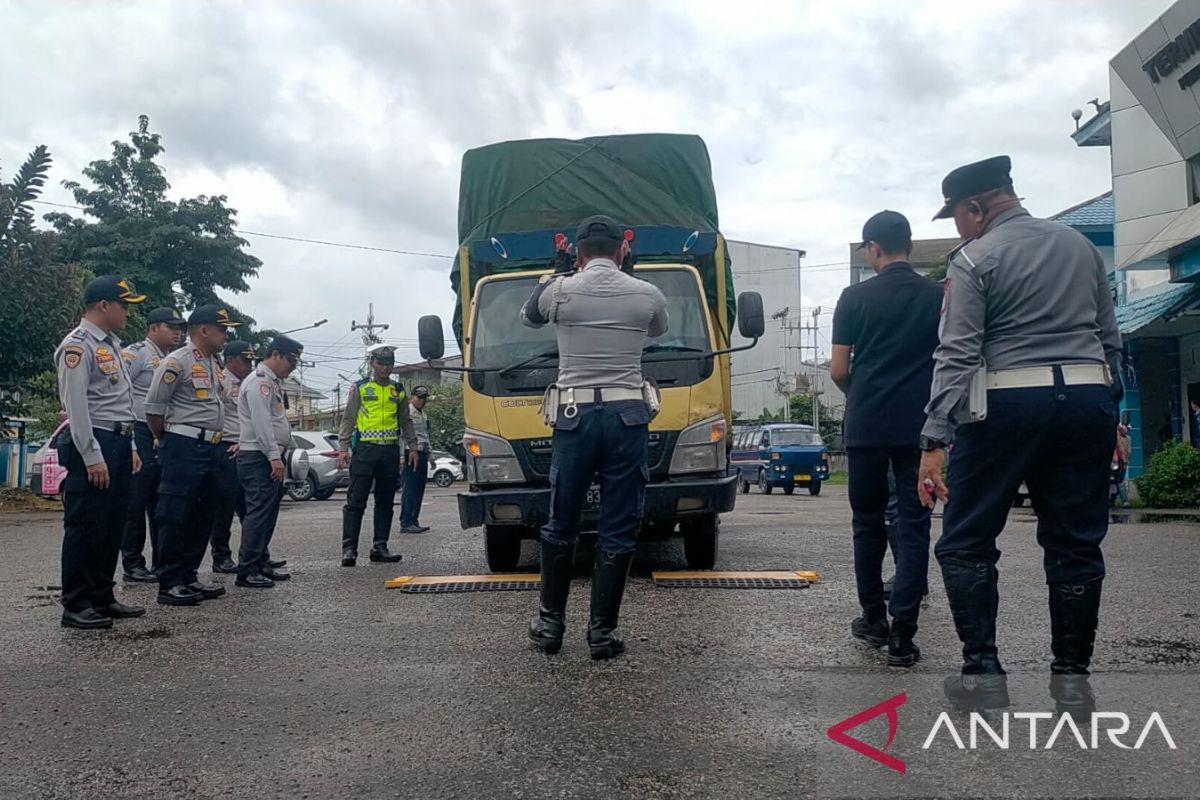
[1,486,1198,798]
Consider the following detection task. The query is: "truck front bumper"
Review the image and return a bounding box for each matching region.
[457,474,738,531]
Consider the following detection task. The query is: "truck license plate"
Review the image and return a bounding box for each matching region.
[586,485,601,508]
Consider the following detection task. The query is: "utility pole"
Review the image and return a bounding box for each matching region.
[771,307,790,421]
[296,359,315,429]
[351,303,390,348]
[810,306,822,430]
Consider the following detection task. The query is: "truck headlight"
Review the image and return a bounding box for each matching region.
[669,415,726,475]
[463,429,525,485]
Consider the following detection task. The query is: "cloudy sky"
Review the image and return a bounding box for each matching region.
[0,0,1168,399]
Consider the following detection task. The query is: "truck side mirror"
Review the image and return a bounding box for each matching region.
[418,315,445,361]
[737,291,765,339]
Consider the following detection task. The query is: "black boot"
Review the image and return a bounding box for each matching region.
[528,540,575,654]
[940,557,1010,710]
[887,621,921,668]
[369,542,402,563]
[1048,577,1103,717]
[587,550,634,660]
[342,507,363,565]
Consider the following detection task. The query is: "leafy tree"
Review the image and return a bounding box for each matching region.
[0,145,87,419]
[788,392,843,441]
[424,379,465,457]
[46,115,261,339]
[1137,441,1200,509]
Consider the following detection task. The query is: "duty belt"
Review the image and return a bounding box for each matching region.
[165,423,223,444]
[986,364,1111,390]
[560,386,646,419]
[96,421,134,438]
[359,429,399,442]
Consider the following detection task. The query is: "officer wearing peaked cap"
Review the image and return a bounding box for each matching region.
[54,275,148,629]
[145,304,239,606]
[918,156,1123,713]
[237,335,304,587]
[336,343,418,566]
[119,306,185,584]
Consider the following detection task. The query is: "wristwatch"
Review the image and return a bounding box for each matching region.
[919,436,947,452]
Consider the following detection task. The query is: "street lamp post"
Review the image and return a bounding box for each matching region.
[279,319,328,336]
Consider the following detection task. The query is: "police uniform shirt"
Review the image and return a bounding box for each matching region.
[923,207,1123,443]
[54,319,138,466]
[144,344,224,431]
[217,364,242,443]
[238,363,291,460]
[122,338,169,422]
[521,258,669,389]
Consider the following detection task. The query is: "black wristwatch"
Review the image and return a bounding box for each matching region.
[919,436,947,452]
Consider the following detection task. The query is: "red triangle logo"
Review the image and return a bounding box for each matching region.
[826,691,907,774]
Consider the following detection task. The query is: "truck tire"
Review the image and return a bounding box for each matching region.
[809,481,822,496]
[485,525,522,573]
[682,514,719,570]
[758,470,773,495]
[783,484,795,495]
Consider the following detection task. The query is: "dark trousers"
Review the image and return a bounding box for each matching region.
[399,450,429,527]
[209,446,244,564]
[848,447,930,627]
[120,422,159,573]
[342,442,400,548]
[238,451,285,577]
[936,381,1116,585]
[542,400,649,555]
[155,433,226,590]
[60,428,133,613]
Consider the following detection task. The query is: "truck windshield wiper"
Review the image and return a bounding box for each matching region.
[498,349,559,377]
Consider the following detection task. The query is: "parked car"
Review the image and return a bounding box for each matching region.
[286,431,348,501]
[31,420,309,498]
[428,450,464,488]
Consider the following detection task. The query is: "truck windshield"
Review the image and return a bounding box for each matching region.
[471,268,711,372]
[771,429,824,447]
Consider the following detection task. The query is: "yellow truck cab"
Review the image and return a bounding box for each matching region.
[416,135,764,572]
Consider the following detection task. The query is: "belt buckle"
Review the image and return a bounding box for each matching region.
[563,387,578,419]
[213,431,222,444]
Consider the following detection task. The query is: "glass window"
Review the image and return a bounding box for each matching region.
[769,427,825,447]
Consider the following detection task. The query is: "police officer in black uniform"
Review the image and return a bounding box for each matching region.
[919,157,1123,712]
[54,275,148,629]
[209,340,256,574]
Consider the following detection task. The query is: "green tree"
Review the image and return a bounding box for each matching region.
[424,379,465,456]
[46,115,261,338]
[0,145,87,420]
[1137,441,1200,508]
[788,392,843,441]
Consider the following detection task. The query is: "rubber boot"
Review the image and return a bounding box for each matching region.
[342,507,364,565]
[1049,577,1103,717]
[587,550,634,660]
[528,540,575,654]
[940,557,1010,710]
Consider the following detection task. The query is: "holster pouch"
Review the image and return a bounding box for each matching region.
[541,384,560,428]
[642,379,662,420]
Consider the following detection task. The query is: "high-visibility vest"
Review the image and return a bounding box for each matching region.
[355,380,405,444]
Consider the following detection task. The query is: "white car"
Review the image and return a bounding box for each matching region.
[428,450,464,488]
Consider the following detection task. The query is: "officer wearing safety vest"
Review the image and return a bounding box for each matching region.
[336,344,417,566]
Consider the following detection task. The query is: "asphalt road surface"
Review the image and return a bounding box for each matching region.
[2,485,1198,799]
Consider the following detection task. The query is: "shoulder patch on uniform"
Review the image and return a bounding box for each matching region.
[163,370,177,384]
[192,348,204,360]
[121,349,137,363]
[260,382,271,397]
[62,344,84,369]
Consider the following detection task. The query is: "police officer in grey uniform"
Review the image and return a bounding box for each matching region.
[119,306,185,582]
[521,215,668,659]
[145,304,239,606]
[236,336,303,588]
[209,340,256,574]
[54,275,148,629]
[918,156,1123,712]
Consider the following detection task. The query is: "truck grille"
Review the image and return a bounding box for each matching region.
[514,432,673,479]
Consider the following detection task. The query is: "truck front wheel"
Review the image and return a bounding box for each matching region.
[681,514,719,570]
[485,525,523,573]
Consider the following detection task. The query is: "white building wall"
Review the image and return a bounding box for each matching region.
[727,240,802,419]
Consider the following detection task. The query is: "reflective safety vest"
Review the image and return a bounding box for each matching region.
[355,380,405,443]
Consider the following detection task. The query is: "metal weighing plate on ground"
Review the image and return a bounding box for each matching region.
[385,574,541,593]
[651,570,821,590]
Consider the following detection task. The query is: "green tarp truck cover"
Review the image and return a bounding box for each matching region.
[451,133,735,343]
